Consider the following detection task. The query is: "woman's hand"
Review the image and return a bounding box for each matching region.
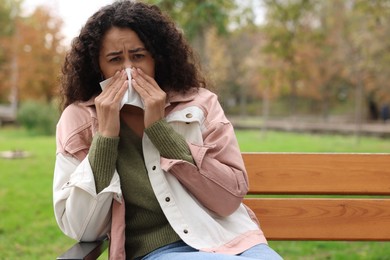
[94,70,128,137]
[131,68,166,127]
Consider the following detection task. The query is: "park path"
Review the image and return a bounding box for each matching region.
[229,116,390,138]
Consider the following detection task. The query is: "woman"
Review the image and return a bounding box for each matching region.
[53,1,282,259]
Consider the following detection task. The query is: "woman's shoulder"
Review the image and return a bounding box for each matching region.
[60,102,93,124]
[56,102,94,157]
[193,88,222,109]
[180,87,219,103]
[196,87,217,98]
[57,102,95,139]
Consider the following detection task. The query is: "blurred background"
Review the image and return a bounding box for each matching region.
[1,0,390,135]
[1,0,390,259]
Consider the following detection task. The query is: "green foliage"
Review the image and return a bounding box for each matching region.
[144,0,241,67]
[17,101,59,136]
[0,0,19,66]
[262,0,315,58]
[0,0,19,36]
[146,0,237,39]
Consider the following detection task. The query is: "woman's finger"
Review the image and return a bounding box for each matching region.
[107,70,126,89]
[132,68,160,90]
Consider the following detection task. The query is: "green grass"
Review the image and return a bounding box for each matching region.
[235,130,390,153]
[0,127,75,259]
[0,127,389,259]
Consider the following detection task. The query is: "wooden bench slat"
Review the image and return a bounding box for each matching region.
[243,153,390,195]
[244,198,390,241]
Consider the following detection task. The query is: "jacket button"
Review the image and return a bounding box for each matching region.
[183,229,188,234]
[165,197,170,202]
[152,166,156,170]
[185,113,193,118]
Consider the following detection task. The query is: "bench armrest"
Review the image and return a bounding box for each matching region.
[57,237,109,260]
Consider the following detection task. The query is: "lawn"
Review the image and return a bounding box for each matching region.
[0,127,75,259]
[0,127,389,259]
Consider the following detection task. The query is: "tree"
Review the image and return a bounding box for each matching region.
[17,6,65,102]
[296,0,349,119]
[0,0,20,103]
[262,0,318,115]
[204,27,231,92]
[0,5,65,104]
[224,26,267,116]
[0,0,21,110]
[348,0,390,121]
[0,0,17,36]
[145,0,243,68]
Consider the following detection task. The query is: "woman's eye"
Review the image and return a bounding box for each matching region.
[109,57,121,62]
[132,54,144,61]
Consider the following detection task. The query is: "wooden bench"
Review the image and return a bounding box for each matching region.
[57,153,390,259]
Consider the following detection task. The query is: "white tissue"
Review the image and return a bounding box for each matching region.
[99,68,144,109]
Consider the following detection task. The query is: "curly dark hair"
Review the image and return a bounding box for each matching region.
[60,0,206,110]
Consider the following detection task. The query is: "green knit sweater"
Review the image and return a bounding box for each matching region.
[88,119,194,259]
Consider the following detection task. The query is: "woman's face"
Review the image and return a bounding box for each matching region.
[99,27,155,79]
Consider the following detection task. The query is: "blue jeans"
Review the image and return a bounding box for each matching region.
[137,241,283,260]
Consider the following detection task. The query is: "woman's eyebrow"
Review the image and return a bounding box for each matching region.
[106,50,122,57]
[129,47,146,53]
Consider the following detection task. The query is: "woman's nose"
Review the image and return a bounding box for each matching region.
[123,61,132,69]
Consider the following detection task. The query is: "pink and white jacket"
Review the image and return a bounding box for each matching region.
[53,87,267,259]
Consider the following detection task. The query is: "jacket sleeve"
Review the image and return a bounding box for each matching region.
[160,93,249,217]
[53,154,121,241]
[53,104,121,241]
